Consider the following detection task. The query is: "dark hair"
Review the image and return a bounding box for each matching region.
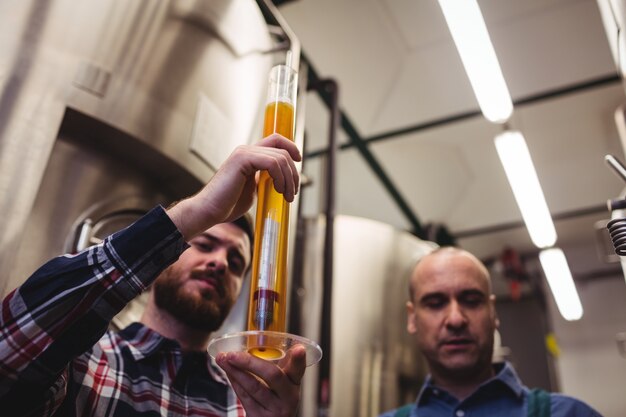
[231,213,254,254]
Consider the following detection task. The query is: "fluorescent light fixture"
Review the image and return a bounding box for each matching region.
[495,130,557,248]
[437,0,513,123]
[539,248,583,321]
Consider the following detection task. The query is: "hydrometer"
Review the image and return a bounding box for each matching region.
[246,62,297,357]
[208,57,322,366]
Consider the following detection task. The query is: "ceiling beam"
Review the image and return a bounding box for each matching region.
[307,73,621,156]
[303,54,426,238]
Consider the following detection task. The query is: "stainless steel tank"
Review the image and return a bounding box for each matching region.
[296,215,436,417]
[0,0,274,294]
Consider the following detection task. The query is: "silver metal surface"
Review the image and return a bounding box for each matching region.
[256,0,301,71]
[0,0,275,295]
[605,154,626,183]
[297,215,436,417]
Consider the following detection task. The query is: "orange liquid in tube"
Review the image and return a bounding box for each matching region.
[246,65,297,360]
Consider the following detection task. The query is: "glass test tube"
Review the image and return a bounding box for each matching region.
[246,64,298,359]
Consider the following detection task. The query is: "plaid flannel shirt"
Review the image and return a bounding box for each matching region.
[0,206,244,417]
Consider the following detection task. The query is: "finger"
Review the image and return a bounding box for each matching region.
[246,148,287,196]
[227,375,271,415]
[257,148,297,202]
[259,133,302,162]
[279,146,300,199]
[221,350,302,404]
[288,152,300,196]
[227,375,295,417]
[217,351,303,417]
[275,149,299,202]
[281,344,307,386]
[231,143,298,201]
[218,351,282,383]
[217,353,280,408]
[264,154,289,200]
[217,355,268,405]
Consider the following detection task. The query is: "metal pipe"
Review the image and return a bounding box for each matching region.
[255,0,300,71]
[306,77,339,416]
[453,203,608,239]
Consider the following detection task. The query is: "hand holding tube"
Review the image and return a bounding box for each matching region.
[216,345,306,417]
[167,134,301,241]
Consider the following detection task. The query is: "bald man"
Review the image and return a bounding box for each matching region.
[380,247,601,417]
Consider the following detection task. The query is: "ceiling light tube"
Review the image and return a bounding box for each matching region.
[539,248,583,321]
[437,0,513,123]
[495,130,557,248]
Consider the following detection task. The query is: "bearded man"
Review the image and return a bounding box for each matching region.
[0,134,305,417]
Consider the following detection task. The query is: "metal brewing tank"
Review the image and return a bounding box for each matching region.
[296,215,436,417]
[0,0,273,294]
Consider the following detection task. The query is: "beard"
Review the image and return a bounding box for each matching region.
[152,265,234,332]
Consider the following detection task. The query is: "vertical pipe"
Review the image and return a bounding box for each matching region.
[307,78,339,417]
[255,0,300,72]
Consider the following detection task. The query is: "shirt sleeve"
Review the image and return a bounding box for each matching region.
[0,205,188,414]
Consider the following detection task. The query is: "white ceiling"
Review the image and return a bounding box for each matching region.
[278,0,626,278]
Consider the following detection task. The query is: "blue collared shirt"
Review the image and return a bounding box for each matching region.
[379,362,602,417]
